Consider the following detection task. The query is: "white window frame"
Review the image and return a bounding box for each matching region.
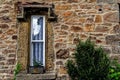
[30,15,45,67]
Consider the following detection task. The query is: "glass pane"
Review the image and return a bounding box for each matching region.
[32,17,43,40]
[32,42,43,66]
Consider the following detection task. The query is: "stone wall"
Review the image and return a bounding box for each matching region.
[53,0,120,79]
[0,0,17,80]
[0,0,120,80]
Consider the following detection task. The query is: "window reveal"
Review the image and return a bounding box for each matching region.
[30,16,45,67]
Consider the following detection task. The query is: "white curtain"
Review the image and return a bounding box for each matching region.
[31,17,43,66]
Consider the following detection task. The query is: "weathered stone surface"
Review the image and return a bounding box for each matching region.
[0,16,12,22]
[103,12,119,23]
[71,26,83,32]
[7,59,15,65]
[16,72,56,80]
[56,49,69,59]
[68,0,78,3]
[0,55,5,61]
[59,30,68,35]
[86,18,94,23]
[73,38,79,44]
[106,35,120,45]
[55,4,71,10]
[95,15,102,23]
[113,25,120,33]
[103,47,112,54]
[79,18,86,23]
[84,24,95,32]
[58,66,67,74]
[8,54,16,57]
[95,25,109,32]
[2,49,15,54]
[6,29,16,35]
[0,24,9,29]
[56,61,63,65]
[80,4,94,9]
[55,43,66,49]
[63,11,73,17]
[61,25,69,30]
[112,46,120,54]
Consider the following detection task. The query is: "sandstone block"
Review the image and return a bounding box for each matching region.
[56,49,69,59]
[56,61,63,65]
[55,43,66,49]
[86,18,94,23]
[0,16,12,23]
[73,38,79,44]
[95,15,102,23]
[61,25,69,30]
[71,26,83,32]
[112,46,120,54]
[63,11,73,17]
[7,59,15,65]
[0,34,9,40]
[2,49,15,54]
[95,25,109,32]
[103,12,119,23]
[59,30,68,35]
[106,35,120,45]
[79,18,86,23]
[55,5,71,10]
[58,66,67,74]
[6,29,16,35]
[0,24,9,29]
[84,24,95,32]
[80,4,94,9]
[113,25,120,33]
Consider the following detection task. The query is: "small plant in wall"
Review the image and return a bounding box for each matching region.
[29,60,45,74]
[66,39,110,80]
[14,63,21,80]
[109,60,120,80]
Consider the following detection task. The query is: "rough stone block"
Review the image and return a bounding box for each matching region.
[84,24,95,32]
[106,35,120,45]
[112,46,120,54]
[71,26,83,32]
[95,15,102,23]
[95,25,109,32]
[103,12,119,23]
[113,25,120,33]
[56,49,69,59]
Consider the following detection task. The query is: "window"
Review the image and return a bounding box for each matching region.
[30,15,45,67]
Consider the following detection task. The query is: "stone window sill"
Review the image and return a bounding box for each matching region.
[16,72,56,80]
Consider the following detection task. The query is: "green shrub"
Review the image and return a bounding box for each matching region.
[109,60,120,80]
[66,39,110,80]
